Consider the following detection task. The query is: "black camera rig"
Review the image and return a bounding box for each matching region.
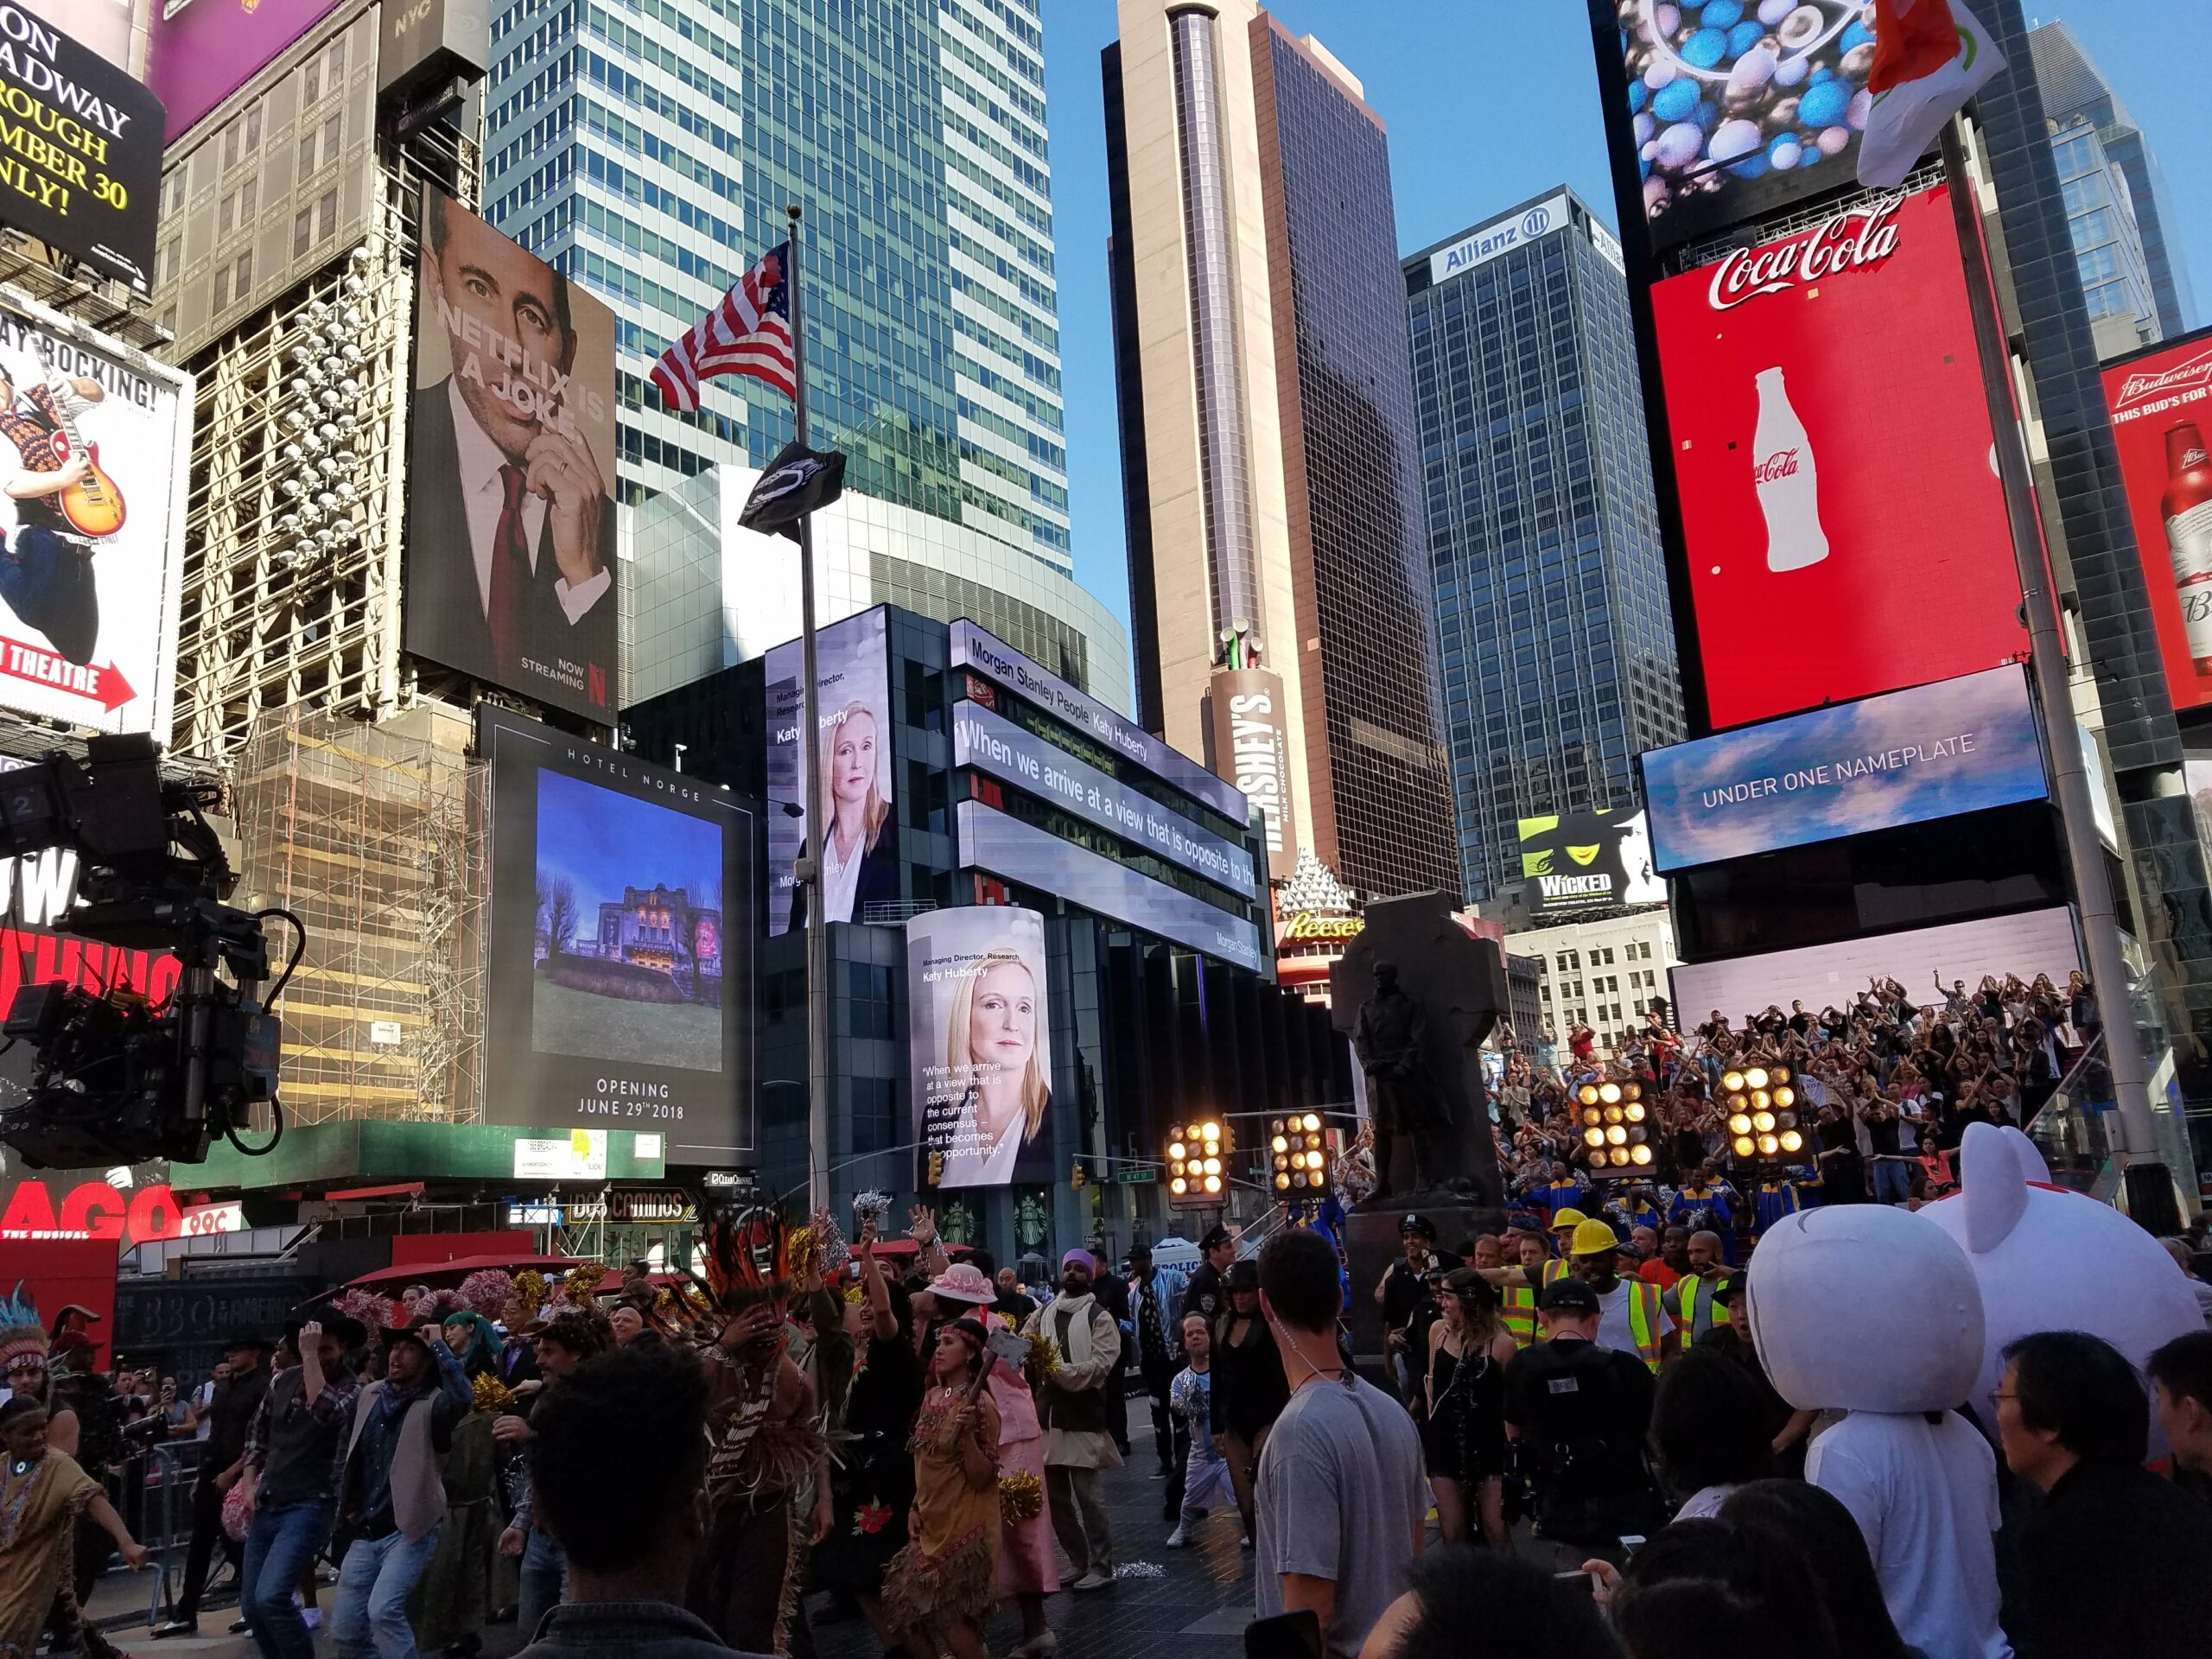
[0,733,300,1168]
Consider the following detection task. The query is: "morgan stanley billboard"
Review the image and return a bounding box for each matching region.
[1641,664,2047,872]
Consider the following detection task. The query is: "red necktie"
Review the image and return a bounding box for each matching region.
[489,462,529,673]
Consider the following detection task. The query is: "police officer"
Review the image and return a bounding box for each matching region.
[1374,1214,1461,1401]
[1501,1278,1665,1568]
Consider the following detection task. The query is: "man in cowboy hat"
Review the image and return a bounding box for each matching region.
[151,1332,273,1638]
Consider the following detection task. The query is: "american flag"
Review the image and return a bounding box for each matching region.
[650,241,795,410]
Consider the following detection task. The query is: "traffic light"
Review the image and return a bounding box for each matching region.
[1721,1065,1803,1170]
[926,1149,944,1188]
[1071,1158,1087,1190]
[1166,1117,1230,1205]
[1268,1112,1332,1194]
[1575,1078,1654,1176]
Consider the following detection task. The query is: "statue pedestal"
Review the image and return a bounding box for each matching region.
[1344,1201,1507,1370]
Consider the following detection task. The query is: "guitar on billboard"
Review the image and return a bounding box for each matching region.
[29,334,124,537]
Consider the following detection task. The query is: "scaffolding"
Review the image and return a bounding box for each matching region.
[230,702,486,1127]
[169,114,481,760]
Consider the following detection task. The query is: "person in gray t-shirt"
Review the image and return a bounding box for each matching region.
[1252,1230,1427,1659]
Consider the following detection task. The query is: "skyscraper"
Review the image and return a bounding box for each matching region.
[483,0,1071,574]
[1103,0,1458,901]
[2029,21,2198,347]
[1403,191,1682,905]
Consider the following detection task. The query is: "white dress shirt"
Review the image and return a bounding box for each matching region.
[447,378,610,625]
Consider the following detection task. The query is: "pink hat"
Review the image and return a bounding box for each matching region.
[931,1263,995,1306]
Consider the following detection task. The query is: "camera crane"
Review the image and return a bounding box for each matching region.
[0,733,301,1168]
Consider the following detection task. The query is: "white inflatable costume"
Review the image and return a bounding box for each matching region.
[1746,1204,2011,1659]
[1920,1122,2202,1453]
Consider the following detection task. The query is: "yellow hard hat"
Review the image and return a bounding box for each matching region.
[1571,1218,1624,1258]
[1550,1208,1588,1231]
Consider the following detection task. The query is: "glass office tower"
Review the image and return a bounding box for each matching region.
[484,0,1071,572]
[1402,191,1683,904]
[2030,21,2198,346]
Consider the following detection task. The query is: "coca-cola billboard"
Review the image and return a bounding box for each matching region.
[2099,328,2212,715]
[1650,185,2025,729]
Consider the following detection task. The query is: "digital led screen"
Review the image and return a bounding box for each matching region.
[406,190,619,723]
[950,619,1249,824]
[2100,330,2212,716]
[1669,906,2080,1026]
[955,698,1255,900]
[907,906,1054,1190]
[480,708,758,1165]
[1516,808,1667,912]
[956,799,1264,973]
[1593,0,1880,256]
[1642,664,2046,872]
[763,607,894,935]
[1649,186,2025,729]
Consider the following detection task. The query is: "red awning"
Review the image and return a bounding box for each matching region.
[343,1253,579,1288]
[326,1182,426,1202]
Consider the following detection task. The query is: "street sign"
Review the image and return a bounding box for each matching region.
[1116,1167,1157,1185]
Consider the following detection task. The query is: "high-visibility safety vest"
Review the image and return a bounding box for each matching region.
[1502,1284,1538,1347]
[1541,1258,1571,1285]
[1675,1272,1733,1343]
[1622,1278,1664,1372]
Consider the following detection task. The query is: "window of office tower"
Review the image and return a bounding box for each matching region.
[1254,23,1458,901]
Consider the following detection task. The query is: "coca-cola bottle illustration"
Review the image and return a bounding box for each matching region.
[1754,366,1828,572]
[2163,420,2212,671]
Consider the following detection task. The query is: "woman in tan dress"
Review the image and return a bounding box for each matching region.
[882,1317,1001,1659]
[0,1397,145,1659]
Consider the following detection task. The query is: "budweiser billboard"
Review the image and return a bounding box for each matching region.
[1651,186,2025,729]
[2100,328,2212,715]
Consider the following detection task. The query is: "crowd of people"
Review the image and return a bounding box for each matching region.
[1494,971,2101,1229]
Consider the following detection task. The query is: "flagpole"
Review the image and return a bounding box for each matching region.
[787,202,832,1213]
[1938,123,2160,1173]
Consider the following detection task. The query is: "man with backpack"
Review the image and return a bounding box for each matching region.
[1501,1279,1665,1568]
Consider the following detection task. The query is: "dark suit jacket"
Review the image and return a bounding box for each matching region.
[406,379,618,719]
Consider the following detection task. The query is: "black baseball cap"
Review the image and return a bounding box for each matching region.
[1537,1278,1601,1315]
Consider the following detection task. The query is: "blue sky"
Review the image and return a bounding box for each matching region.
[1039,1,2212,693]
[535,769,721,918]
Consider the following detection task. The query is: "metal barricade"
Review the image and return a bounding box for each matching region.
[118,1441,206,1627]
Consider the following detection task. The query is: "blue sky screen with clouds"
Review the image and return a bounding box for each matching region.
[1641,664,2048,871]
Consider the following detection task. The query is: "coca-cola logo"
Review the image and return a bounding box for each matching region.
[2115,346,2212,412]
[1753,449,1801,483]
[1707,196,1905,313]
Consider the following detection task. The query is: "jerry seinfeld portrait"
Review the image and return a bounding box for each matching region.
[405,188,619,721]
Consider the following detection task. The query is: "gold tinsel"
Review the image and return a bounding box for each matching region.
[842,1285,866,1306]
[510,1271,550,1317]
[471,1372,516,1415]
[1022,1330,1059,1388]
[561,1262,607,1306]
[786,1224,822,1286]
[997,1470,1044,1524]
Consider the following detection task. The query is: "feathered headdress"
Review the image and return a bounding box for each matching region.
[0,1282,47,1378]
[702,1200,791,1312]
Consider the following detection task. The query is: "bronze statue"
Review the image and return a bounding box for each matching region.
[1352,961,1451,1202]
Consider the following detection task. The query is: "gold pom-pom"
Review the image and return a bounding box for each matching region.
[997,1470,1044,1523]
[561,1263,607,1306]
[786,1224,822,1285]
[1023,1330,1058,1386]
[511,1271,550,1317]
[842,1284,866,1306]
[471,1372,516,1415]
